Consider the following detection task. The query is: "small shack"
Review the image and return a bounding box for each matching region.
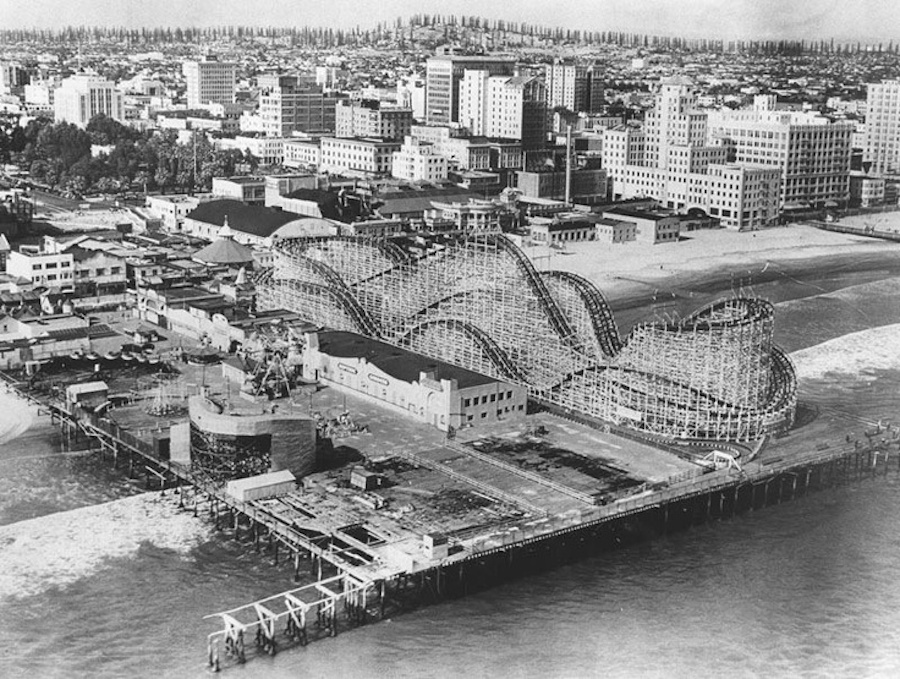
[350,466,381,491]
[423,532,449,560]
[65,381,109,410]
[226,470,296,502]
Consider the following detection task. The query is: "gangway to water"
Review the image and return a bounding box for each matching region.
[204,573,379,671]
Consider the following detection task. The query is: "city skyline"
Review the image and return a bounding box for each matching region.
[1,0,900,42]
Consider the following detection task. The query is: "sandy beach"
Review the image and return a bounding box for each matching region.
[522,223,900,304]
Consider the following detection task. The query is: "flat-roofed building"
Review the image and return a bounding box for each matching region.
[6,247,74,291]
[391,136,449,182]
[212,176,266,204]
[602,208,681,244]
[258,74,341,137]
[282,138,322,170]
[335,99,412,140]
[707,95,853,209]
[54,73,124,127]
[303,330,527,432]
[319,137,400,177]
[595,217,637,244]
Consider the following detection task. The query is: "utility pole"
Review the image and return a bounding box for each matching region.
[564,123,573,206]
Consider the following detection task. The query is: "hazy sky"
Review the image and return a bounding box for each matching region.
[1,0,899,41]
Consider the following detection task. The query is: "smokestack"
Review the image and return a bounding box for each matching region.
[565,124,573,206]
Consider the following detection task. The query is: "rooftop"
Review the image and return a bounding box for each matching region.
[186,200,302,238]
[317,331,498,390]
[603,207,674,222]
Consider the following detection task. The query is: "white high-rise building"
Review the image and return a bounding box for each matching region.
[53,73,124,127]
[864,80,900,175]
[425,55,516,125]
[602,78,781,230]
[183,57,236,108]
[459,71,547,149]
[545,61,601,114]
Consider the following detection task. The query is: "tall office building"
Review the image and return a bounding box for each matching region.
[864,80,900,175]
[707,94,853,208]
[425,55,516,125]
[0,61,28,94]
[183,56,237,108]
[258,75,342,137]
[53,73,124,127]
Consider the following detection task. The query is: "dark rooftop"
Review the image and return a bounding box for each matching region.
[186,200,301,237]
[318,331,498,389]
[603,207,673,222]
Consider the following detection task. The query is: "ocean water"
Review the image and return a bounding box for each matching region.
[3,270,900,678]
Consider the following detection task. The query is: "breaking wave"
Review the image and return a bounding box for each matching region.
[0,492,212,601]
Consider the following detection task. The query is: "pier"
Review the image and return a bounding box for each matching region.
[4,370,899,671]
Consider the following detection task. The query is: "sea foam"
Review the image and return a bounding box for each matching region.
[0,492,211,601]
[791,323,900,381]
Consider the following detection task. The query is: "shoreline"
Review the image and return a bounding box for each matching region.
[0,389,37,449]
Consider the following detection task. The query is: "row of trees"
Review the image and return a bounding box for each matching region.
[3,19,900,55]
[4,115,256,197]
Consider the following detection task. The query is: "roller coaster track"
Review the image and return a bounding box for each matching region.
[487,235,584,352]
[553,364,752,414]
[766,346,798,413]
[298,258,384,339]
[541,270,623,358]
[280,235,410,266]
[680,297,774,330]
[260,265,382,339]
[398,318,528,384]
[400,318,529,383]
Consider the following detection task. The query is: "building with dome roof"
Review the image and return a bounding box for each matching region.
[192,218,256,266]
